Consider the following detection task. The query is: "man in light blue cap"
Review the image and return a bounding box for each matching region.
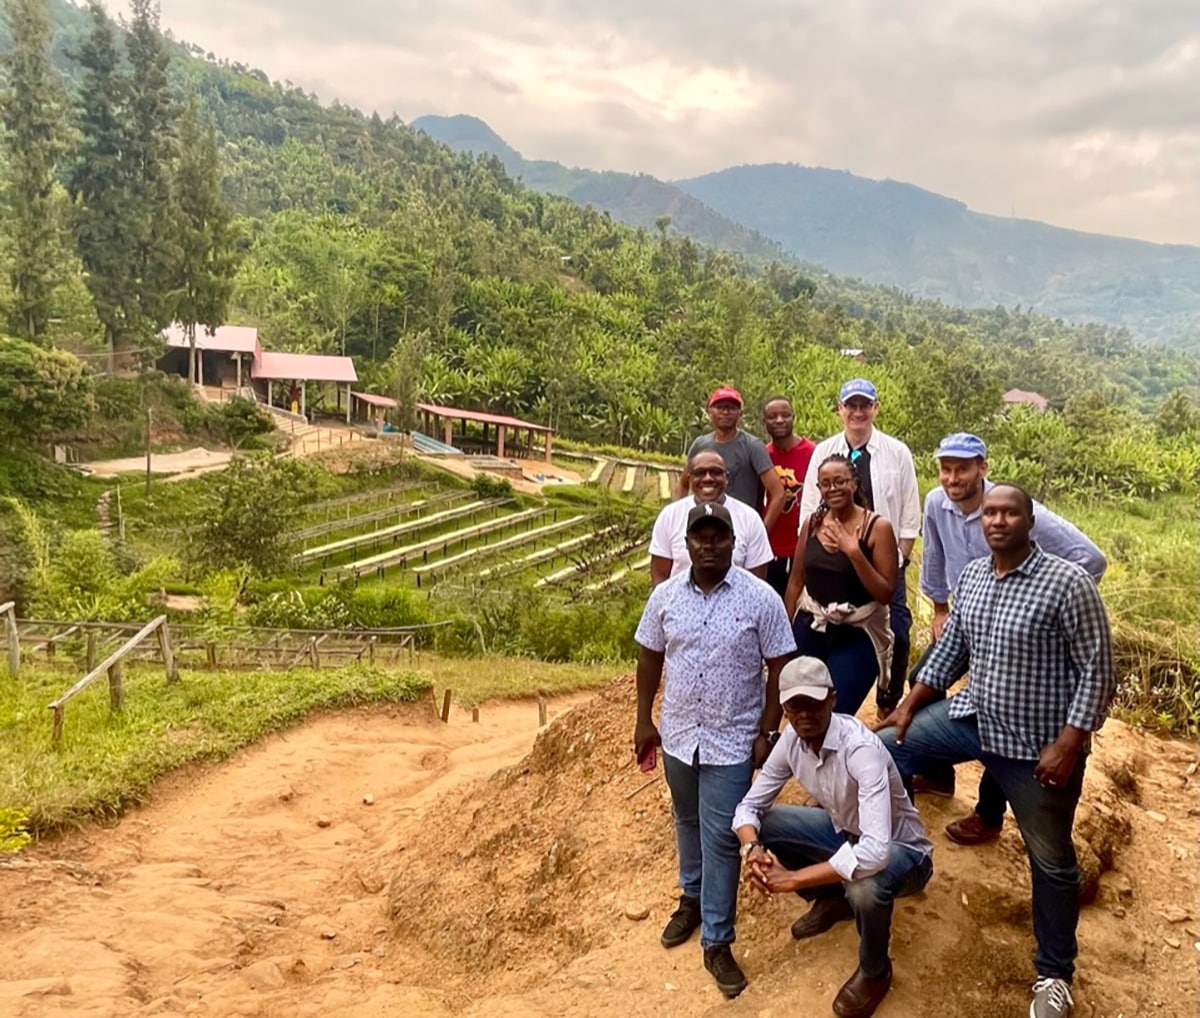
[800,379,921,716]
[913,432,1107,844]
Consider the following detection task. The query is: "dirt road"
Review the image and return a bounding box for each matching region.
[1,683,1196,1018]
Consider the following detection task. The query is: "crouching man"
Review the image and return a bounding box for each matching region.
[733,657,933,1018]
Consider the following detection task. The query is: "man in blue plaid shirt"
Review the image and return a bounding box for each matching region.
[878,483,1115,1018]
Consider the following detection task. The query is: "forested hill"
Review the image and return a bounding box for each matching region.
[1,0,1198,487]
[677,164,1200,346]
[413,115,1199,348]
[410,114,786,262]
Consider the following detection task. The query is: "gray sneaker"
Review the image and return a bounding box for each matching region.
[1030,978,1073,1018]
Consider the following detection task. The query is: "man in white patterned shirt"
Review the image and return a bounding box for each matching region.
[878,483,1115,1018]
[634,501,795,998]
[734,657,932,1018]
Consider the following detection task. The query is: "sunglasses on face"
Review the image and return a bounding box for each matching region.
[691,467,726,478]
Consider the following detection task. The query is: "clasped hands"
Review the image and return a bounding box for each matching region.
[742,845,799,897]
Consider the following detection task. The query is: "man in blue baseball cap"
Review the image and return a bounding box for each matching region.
[800,380,920,717]
[913,432,1107,845]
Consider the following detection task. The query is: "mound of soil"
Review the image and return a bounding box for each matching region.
[387,676,1197,1017]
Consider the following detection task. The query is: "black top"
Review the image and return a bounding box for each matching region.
[848,443,874,511]
[803,512,880,606]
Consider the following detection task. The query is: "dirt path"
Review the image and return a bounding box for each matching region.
[1,686,1196,1018]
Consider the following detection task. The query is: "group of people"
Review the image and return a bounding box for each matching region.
[635,381,1114,1018]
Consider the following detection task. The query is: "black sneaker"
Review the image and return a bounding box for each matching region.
[703,944,747,998]
[660,894,701,948]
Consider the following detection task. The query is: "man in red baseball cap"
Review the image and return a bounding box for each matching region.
[678,386,784,533]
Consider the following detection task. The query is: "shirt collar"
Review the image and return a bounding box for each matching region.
[844,428,877,453]
[686,567,734,593]
[993,541,1044,579]
[940,479,992,520]
[795,713,846,760]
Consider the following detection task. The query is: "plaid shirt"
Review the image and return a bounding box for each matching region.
[917,544,1115,760]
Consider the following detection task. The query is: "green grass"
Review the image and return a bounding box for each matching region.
[416,653,624,706]
[0,662,430,837]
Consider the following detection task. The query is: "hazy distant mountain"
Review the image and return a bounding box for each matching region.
[410,115,787,261]
[413,116,1199,345]
[676,164,1200,344]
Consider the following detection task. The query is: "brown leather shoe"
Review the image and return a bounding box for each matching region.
[790,895,853,940]
[945,811,1003,845]
[833,962,893,1018]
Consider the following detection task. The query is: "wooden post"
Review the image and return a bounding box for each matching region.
[367,636,376,664]
[471,706,479,723]
[157,622,179,683]
[108,660,124,711]
[86,631,97,671]
[537,697,548,727]
[440,688,452,723]
[145,406,153,496]
[308,637,319,669]
[2,603,19,676]
[205,641,218,668]
[51,705,64,746]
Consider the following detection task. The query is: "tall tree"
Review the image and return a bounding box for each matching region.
[69,0,137,373]
[0,0,67,341]
[124,0,178,331]
[171,98,239,385]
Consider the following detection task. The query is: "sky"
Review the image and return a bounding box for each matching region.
[137,0,1199,246]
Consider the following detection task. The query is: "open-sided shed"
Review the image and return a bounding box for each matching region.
[252,351,359,421]
[416,402,554,461]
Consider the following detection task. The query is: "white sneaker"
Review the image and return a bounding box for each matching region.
[1030,977,1073,1018]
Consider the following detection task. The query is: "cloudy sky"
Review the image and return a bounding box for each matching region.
[142,0,1197,245]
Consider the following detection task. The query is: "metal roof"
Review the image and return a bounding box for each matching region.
[161,322,259,354]
[416,401,554,434]
[252,350,358,383]
[351,391,398,408]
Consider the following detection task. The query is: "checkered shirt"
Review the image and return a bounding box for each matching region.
[635,567,796,766]
[917,544,1116,760]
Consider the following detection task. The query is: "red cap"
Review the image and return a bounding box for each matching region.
[708,386,743,407]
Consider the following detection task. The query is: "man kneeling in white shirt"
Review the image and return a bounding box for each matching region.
[733,658,933,1018]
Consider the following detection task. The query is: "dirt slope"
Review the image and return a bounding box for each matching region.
[1,680,1196,1018]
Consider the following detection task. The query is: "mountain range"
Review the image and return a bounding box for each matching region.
[412,115,1200,347]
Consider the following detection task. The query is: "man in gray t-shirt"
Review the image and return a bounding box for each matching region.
[683,386,784,533]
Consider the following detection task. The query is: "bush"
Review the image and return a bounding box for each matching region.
[471,473,514,499]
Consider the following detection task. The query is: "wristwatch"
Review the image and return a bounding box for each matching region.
[760,730,782,748]
[739,840,762,860]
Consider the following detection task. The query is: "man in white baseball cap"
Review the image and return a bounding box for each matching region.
[733,657,933,1018]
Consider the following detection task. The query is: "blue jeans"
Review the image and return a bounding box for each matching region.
[793,612,878,715]
[878,565,912,710]
[878,699,1086,981]
[759,806,932,978]
[663,749,754,947]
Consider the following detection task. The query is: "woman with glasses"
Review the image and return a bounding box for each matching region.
[783,454,899,715]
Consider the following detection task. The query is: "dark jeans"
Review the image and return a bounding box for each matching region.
[876,565,911,711]
[903,645,1009,824]
[759,805,933,978]
[766,555,793,599]
[878,700,1086,981]
[663,749,754,947]
[792,612,878,716]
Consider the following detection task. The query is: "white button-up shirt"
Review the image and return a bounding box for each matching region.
[649,495,774,576]
[799,428,921,542]
[733,713,932,880]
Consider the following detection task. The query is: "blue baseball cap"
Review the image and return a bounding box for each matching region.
[838,379,878,403]
[934,433,987,459]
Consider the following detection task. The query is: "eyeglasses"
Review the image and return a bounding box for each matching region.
[691,467,726,478]
[817,477,853,491]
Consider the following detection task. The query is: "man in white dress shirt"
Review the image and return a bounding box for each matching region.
[649,448,773,586]
[734,657,933,1018]
[799,380,920,715]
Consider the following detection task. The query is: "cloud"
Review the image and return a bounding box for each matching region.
[137,0,1199,244]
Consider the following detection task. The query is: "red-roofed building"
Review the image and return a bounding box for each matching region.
[1002,388,1050,412]
[416,401,555,460]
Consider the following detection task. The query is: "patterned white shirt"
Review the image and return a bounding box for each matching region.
[635,567,796,766]
[733,714,932,880]
[918,544,1116,760]
[649,495,774,577]
[799,427,921,542]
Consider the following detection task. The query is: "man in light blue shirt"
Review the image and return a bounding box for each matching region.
[916,433,1106,844]
[734,657,932,1018]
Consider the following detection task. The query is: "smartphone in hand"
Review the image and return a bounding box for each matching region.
[638,745,657,773]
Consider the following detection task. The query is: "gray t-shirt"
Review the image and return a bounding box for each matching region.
[687,431,773,510]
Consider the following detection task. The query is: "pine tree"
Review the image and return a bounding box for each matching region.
[171,98,239,384]
[124,0,178,333]
[0,0,68,341]
[69,0,137,373]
